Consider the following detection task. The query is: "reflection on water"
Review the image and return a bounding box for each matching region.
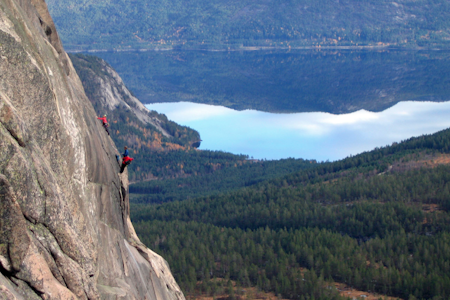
[96,50,450,113]
[147,101,450,161]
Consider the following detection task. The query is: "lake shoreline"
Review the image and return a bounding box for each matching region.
[146,101,450,161]
[66,44,446,54]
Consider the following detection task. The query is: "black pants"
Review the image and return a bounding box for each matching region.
[120,161,130,173]
[103,123,110,135]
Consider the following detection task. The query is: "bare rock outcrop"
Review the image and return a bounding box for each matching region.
[69,53,173,138]
[69,53,201,155]
[0,0,185,299]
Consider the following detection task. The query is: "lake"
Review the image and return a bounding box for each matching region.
[91,49,450,160]
[95,49,450,113]
[146,101,450,161]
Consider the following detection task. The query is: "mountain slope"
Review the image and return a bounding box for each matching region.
[69,53,200,144]
[69,53,201,181]
[0,0,184,299]
[131,128,450,299]
[46,0,450,51]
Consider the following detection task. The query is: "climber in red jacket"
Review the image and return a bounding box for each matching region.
[120,156,134,173]
[97,115,110,135]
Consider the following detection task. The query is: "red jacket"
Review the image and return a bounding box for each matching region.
[123,156,134,164]
[97,116,107,124]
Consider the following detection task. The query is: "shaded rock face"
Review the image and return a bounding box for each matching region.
[0,0,185,299]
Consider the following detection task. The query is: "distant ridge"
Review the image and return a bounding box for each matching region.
[47,0,450,51]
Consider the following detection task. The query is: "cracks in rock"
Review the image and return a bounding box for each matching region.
[112,179,127,213]
[2,247,44,298]
[38,17,52,37]
[10,277,45,298]
[111,176,129,240]
[0,103,25,148]
[120,185,127,205]
[27,286,45,298]
[29,224,68,288]
[3,125,25,147]
[111,177,126,202]
[0,253,15,278]
[35,173,47,198]
[48,250,70,289]
[34,172,47,222]
[119,183,128,230]
[22,211,37,225]
[111,179,121,199]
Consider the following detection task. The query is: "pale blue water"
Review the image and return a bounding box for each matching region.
[147,101,450,161]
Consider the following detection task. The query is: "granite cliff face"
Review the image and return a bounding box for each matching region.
[0,0,185,299]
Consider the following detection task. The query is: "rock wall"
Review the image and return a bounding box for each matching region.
[0,0,185,299]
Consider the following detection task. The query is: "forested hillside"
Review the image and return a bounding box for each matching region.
[47,0,450,51]
[131,157,318,203]
[131,128,450,300]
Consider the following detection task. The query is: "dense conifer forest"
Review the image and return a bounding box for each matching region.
[130,128,450,300]
[130,157,318,203]
[48,0,450,51]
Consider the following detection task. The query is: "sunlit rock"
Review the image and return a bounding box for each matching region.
[0,0,184,299]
